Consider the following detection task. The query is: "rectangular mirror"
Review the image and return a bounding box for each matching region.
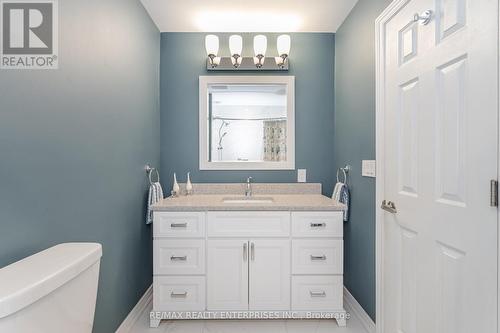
[199,76,295,170]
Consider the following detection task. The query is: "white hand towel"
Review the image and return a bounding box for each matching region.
[146,182,164,224]
[339,183,350,222]
[332,182,343,202]
[332,182,350,222]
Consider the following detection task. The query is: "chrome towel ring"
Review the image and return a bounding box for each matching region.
[145,164,160,185]
[336,165,351,184]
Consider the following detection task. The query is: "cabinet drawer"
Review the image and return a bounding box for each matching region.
[291,212,343,238]
[207,211,290,237]
[154,239,205,275]
[291,276,343,310]
[153,212,205,238]
[154,276,206,311]
[292,240,343,274]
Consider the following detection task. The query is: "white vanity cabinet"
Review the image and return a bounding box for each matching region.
[151,210,345,328]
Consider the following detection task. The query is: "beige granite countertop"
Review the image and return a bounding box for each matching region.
[152,194,345,212]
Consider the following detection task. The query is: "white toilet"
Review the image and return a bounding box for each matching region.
[0,243,102,333]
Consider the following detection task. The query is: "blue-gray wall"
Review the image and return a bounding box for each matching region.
[0,1,160,332]
[334,0,392,321]
[160,33,335,195]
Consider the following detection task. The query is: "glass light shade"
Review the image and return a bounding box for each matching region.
[253,35,267,56]
[229,35,243,56]
[205,35,219,56]
[277,34,291,56]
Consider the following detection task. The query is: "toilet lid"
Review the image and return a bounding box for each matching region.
[0,243,102,318]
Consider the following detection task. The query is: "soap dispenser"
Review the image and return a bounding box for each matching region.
[172,173,180,197]
[186,172,193,195]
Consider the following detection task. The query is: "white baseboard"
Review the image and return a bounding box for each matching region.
[115,284,153,333]
[343,287,376,333]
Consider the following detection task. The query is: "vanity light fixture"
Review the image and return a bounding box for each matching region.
[275,34,291,69]
[205,34,290,71]
[205,34,220,68]
[229,35,243,68]
[253,35,267,68]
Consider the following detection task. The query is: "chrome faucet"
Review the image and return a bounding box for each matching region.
[245,177,253,197]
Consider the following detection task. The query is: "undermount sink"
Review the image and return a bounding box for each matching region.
[222,197,275,204]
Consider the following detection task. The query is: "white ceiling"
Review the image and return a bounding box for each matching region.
[140,0,359,33]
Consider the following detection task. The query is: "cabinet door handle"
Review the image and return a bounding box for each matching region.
[170,255,187,261]
[243,242,248,261]
[170,291,188,298]
[250,242,255,261]
[310,255,327,261]
[171,223,187,228]
[310,290,326,297]
[310,223,326,228]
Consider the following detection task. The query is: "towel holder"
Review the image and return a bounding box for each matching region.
[336,165,351,184]
[145,164,160,185]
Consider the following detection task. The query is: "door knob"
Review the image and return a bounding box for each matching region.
[413,10,432,25]
[381,200,397,214]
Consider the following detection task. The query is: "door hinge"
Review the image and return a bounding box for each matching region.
[491,180,498,207]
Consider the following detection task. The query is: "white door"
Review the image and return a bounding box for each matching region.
[381,0,498,332]
[207,240,249,310]
[249,239,290,310]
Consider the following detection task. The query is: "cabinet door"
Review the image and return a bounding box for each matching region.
[207,240,249,310]
[249,239,290,310]
[153,239,205,275]
[153,212,205,238]
[153,276,206,311]
[292,239,343,275]
[291,275,343,311]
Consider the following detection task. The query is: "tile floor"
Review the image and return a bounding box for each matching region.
[130,304,368,333]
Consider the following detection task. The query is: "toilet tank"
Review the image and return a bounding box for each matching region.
[0,243,102,333]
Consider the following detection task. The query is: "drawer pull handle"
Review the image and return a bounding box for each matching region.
[310,223,326,228]
[310,255,327,261]
[310,290,326,297]
[170,291,188,298]
[171,223,187,228]
[243,242,248,261]
[170,256,187,261]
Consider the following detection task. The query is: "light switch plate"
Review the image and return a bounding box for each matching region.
[297,169,307,183]
[362,160,376,177]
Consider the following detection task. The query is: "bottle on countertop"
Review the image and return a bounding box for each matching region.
[172,173,180,197]
[186,172,193,195]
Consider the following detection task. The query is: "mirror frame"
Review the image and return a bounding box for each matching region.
[199,75,295,170]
